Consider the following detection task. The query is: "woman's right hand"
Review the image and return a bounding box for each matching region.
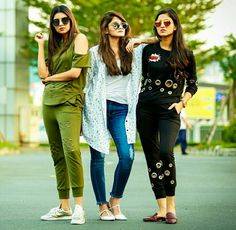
[126,39,140,53]
[168,102,182,114]
[34,32,45,44]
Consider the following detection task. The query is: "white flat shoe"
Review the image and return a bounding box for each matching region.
[99,209,115,221]
[114,213,127,221]
[109,204,127,221]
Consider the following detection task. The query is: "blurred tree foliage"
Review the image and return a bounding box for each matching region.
[209,34,236,120]
[202,34,236,144]
[223,118,236,143]
[22,0,221,72]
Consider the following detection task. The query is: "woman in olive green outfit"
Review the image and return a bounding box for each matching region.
[34,5,89,225]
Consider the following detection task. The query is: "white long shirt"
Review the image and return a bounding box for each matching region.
[82,45,144,154]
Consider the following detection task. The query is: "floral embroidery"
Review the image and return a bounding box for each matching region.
[149,53,161,62]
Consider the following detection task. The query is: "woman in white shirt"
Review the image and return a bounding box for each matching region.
[83,11,156,221]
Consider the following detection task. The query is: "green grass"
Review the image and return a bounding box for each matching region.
[0,141,18,149]
[195,141,236,150]
[1,139,235,152]
[34,140,142,152]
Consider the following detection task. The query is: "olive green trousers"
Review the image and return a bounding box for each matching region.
[43,101,84,199]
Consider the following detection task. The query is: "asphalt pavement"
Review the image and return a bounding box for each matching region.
[0,147,236,230]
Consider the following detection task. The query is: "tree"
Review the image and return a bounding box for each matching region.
[211,34,236,120]
[220,36,236,120]
[204,34,236,144]
[22,0,221,71]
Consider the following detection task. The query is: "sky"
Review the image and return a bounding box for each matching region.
[198,0,236,49]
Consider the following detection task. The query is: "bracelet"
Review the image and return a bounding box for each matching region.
[180,99,187,108]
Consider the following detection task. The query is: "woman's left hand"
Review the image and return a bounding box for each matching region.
[42,78,47,84]
[42,76,51,84]
[168,102,183,114]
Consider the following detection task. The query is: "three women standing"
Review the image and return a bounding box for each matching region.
[35,5,197,225]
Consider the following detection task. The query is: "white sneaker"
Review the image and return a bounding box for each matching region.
[71,205,85,225]
[40,206,72,221]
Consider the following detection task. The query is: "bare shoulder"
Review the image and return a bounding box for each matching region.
[75,33,88,43]
[74,33,88,54]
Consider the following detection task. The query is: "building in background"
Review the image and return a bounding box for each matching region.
[187,62,229,143]
[0,0,29,143]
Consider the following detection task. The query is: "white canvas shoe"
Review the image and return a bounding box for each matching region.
[71,205,85,225]
[40,206,72,221]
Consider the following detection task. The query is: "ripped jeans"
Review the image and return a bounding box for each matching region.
[90,100,134,205]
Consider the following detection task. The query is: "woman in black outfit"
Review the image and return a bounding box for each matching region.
[137,8,198,224]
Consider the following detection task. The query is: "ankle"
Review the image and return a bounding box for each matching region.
[59,204,70,211]
[157,209,166,217]
[167,209,176,215]
[99,204,109,212]
[61,206,70,211]
[75,202,83,207]
[109,197,120,206]
[110,204,122,215]
[167,205,176,214]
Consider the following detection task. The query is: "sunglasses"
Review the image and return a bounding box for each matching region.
[111,22,128,30]
[52,17,70,27]
[154,20,171,28]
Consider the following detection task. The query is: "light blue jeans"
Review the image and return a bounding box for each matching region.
[90,100,134,205]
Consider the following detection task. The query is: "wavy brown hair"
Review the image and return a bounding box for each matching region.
[47,5,79,73]
[98,11,133,76]
[154,8,190,79]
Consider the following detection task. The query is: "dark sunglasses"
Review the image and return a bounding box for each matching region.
[111,22,128,30]
[154,20,171,28]
[52,17,70,27]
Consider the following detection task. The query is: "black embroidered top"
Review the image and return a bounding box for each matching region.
[138,42,198,104]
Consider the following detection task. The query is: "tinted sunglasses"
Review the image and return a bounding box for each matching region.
[52,17,70,27]
[154,20,171,28]
[111,22,128,30]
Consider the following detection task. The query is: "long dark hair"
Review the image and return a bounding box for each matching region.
[98,11,133,76]
[154,8,190,79]
[48,5,79,73]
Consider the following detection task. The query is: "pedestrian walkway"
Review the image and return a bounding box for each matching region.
[0,148,236,230]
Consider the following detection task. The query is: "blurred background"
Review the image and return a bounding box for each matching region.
[1,0,236,151]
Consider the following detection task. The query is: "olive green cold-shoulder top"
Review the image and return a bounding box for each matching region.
[43,38,90,106]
